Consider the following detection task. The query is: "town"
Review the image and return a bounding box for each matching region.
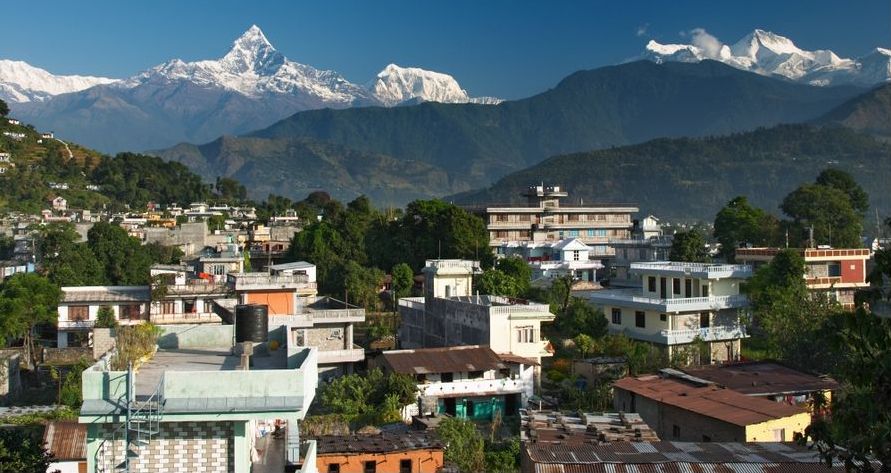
[2,5,891,473]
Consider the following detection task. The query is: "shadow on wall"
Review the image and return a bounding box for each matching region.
[156,324,234,349]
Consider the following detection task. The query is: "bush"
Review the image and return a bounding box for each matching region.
[111,323,161,370]
[94,306,117,328]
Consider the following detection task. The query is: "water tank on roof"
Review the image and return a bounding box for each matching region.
[235,304,268,343]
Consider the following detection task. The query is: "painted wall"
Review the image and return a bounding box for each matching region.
[745,412,811,441]
[156,324,234,349]
[246,291,294,315]
[317,450,444,473]
[840,258,865,284]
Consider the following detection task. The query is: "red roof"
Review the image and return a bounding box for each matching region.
[613,375,806,426]
[44,421,86,461]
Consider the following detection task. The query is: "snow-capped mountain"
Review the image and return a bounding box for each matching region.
[643,29,891,87]
[369,63,501,106]
[0,59,118,103]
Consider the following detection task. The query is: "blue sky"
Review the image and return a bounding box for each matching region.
[2,0,889,99]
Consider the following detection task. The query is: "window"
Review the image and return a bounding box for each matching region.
[700,312,710,328]
[772,428,786,441]
[672,425,681,439]
[672,278,681,295]
[328,465,341,473]
[517,326,536,343]
[122,304,142,320]
[573,250,580,261]
[660,314,667,322]
[400,459,412,473]
[635,311,646,328]
[587,229,595,237]
[828,262,841,277]
[441,372,454,382]
[647,277,656,292]
[364,461,376,473]
[611,308,622,325]
[183,299,196,313]
[684,279,692,298]
[160,301,175,315]
[69,305,89,321]
[468,370,484,379]
[702,284,709,297]
[568,230,579,237]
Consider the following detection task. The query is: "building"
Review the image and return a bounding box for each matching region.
[51,196,68,211]
[608,236,673,288]
[41,131,54,139]
[223,262,365,379]
[195,238,245,282]
[79,323,319,473]
[571,356,628,387]
[588,261,751,364]
[521,440,865,473]
[681,361,838,411]
[398,260,555,370]
[482,185,638,256]
[56,286,151,348]
[44,421,87,473]
[497,238,603,284]
[7,118,20,125]
[149,264,229,325]
[376,345,536,421]
[613,373,811,442]
[520,410,659,444]
[735,247,870,308]
[314,432,444,473]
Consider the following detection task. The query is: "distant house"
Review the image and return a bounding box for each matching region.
[2,131,25,140]
[85,184,100,191]
[49,182,70,190]
[0,152,10,162]
[50,196,68,211]
[7,118,20,125]
[41,131,54,139]
[56,286,151,347]
[314,432,444,473]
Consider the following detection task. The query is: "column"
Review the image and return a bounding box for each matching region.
[233,421,250,473]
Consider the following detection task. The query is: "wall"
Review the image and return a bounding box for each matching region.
[95,421,233,473]
[316,449,444,473]
[745,412,811,441]
[614,387,746,442]
[0,352,21,404]
[246,291,294,315]
[157,324,234,349]
[46,460,84,473]
[840,258,865,284]
[43,347,92,365]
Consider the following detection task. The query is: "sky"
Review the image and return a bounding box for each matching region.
[1,0,889,99]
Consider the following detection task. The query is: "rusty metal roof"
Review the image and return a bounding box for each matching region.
[380,345,507,375]
[680,361,839,397]
[525,441,854,471]
[521,410,659,444]
[43,421,86,461]
[314,432,443,455]
[613,376,806,426]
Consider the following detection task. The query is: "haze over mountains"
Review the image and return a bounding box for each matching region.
[643,29,891,87]
[2,25,497,152]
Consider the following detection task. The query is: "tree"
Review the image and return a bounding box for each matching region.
[713,196,781,261]
[437,417,486,473]
[36,223,105,286]
[318,368,417,426]
[0,429,53,473]
[557,298,608,339]
[214,176,247,201]
[573,333,595,358]
[343,261,385,310]
[0,273,61,369]
[476,269,521,297]
[94,306,118,329]
[816,168,869,214]
[0,234,13,260]
[87,222,154,285]
[495,256,532,297]
[781,184,863,248]
[391,263,414,300]
[0,98,9,117]
[668,230,709,262]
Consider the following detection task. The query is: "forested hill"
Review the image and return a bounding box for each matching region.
[450,125,891,220]
[817,83,891,140]
[0,110,213,213]
[150,60,862,200]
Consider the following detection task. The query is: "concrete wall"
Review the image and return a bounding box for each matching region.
[0,352,21,404]
[156,324,234,349]
[95,421,233,473]
[614,387,746,441]
[317,450,444,473]
[745,412,811,441]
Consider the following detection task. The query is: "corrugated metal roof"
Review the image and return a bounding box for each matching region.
[43,421,86,461]
[613,376,806,426]
[61,286,151,304]
[315,432,442,455]
[681,362,838,396]
[381,345,507,374]
[521,410,659,444]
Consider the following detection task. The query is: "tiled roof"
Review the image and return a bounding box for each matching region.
[521,410,659,444]
[315,432,442,455]
[381,345,507,375]
[43,421,86,461]
[681,361,839,396]
[613,376,806,426]
[61,286,151,304]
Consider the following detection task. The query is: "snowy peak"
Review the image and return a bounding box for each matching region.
[370,63,501,106]
[220,24,284,75]
[0,59,118,103]
[643,28,890,87]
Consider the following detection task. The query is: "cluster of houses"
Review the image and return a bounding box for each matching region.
[1,183,885,473]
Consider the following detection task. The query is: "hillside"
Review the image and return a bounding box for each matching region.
[817,83,891,140]
[159,136,452,205]
[449,125,891,220]
[241,60,862,193]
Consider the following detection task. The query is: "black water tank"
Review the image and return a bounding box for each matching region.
[235,304,268,343]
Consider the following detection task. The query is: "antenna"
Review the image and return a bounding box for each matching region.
[809,225,815,249]
[438,240,442,259]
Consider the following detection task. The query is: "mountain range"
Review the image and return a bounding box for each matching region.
[154,59,865,205]
[3,25,497,152]
[643,29,891,87]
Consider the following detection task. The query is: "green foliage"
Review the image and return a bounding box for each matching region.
[94,306,118,329]
[669,230,709,263]
[318,368,417,427]
[476,269,522,298]
[816,168,870,214]
[0,273,61,368]
[55,358,91,408]
[556,298,608,340]
[591,334,668,375]
[36,223,105,286]
[0,234,13,260]
[573,333,595,358]
[110,323,161,371]
[214,176,247,202]
[484,438,521,473]
[713,196,781,261]
[781,183,863,248]
[390,263,414,300]
[0,406,77,426]
[92,152,211,209]
[0,428,53,473]
[88,222,154,285]
[495,256,532,296]
[437,417,485,473]
[0,98,9,117]
[343,261,385,310]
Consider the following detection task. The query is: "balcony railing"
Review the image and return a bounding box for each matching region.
[630,262,753,279]
[227,272,316,291]
[317,347,365,364]
[164,283,228,296]
[610,324,748,345]
[398,297,426,311]
[418,377,531,398]
[589,290,748,312]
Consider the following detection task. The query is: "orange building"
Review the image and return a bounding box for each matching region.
[314,432,444,473]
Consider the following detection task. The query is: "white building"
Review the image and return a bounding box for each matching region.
[588,261,752,364]
[149,264,230,325]
[56,286,151,347]
[398,260,555,376]
[498,237,603,283]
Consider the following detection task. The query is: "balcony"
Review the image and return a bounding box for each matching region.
[630,262,753,279]
[149,312,220,325]
[589,289,748,313]
[227,272,316,292]
[610,324,748,345]
[57,319,95,330]
[164,283,228,296]
[419,377,531,398]
[317,347,365,364]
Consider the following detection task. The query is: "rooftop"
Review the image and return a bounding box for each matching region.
[380,345,508,375]
[524,441,863,471]
[61,285,150,304]
[314,432,443,455]
[521,410,659,444]
[43,421,86,462]
[269,261,315,272]
[680,361,839,396]
[736,247,871,259]
[630,261,752,279]
[613,375,806,426]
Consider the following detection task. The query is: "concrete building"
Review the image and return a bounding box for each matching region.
[608,236,673,288]
[376,345,536,421]
[196,238,245,282]
[398,260,555,368]
[51,196,68,211]
[735,247,870,308]
[613,373,810,443]
[56,286,151,348]
[149,264,229,325]
[496,238,604,284]
[588,261,752,364]
[314,432,444,473]
[481,185,638,256]
[79,323,319,473]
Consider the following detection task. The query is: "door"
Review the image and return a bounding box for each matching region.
[659,278,667,299]
[443,398,456,416]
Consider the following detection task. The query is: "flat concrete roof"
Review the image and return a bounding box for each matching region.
[135,348,286,397]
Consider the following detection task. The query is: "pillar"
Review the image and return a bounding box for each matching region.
[233,421,250,473]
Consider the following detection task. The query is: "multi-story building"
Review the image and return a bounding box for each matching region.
[496,238,603,283]
[149,264,229,325]
[78,323,319,473]
[481,185,638,256]
[398,260,555,385]
[607,236,673,288]
[588,261,752,363]
[56,286,151,348]
[376,345,536,421]
[314,432,444,473]
[735,247,870,308]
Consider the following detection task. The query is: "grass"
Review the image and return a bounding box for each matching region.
[0,406,78,426]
